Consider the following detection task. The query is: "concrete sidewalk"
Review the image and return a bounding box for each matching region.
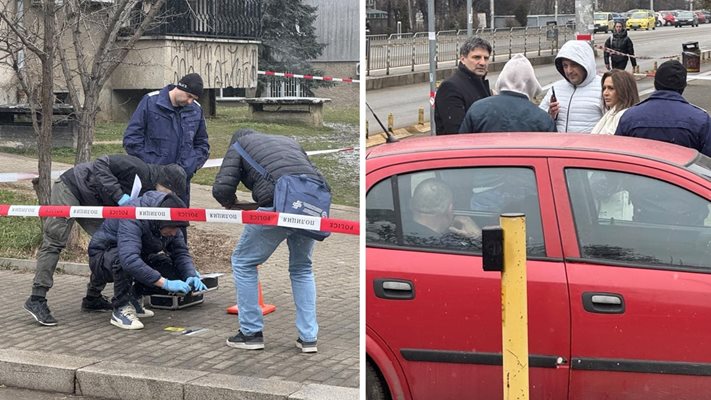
[0,153,360,400]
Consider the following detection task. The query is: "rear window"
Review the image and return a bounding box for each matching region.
[632,12,647,18]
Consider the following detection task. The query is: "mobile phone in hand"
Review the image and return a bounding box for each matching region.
[550,87,557,103]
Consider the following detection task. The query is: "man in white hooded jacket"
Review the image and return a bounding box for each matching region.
[539,40,603,133]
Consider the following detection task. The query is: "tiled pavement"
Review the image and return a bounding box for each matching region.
[0,153,361,399]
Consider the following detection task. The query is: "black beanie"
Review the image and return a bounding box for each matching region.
[158,193,189,229]
[176,73,204,98]
[156,164,187,198]
[654,60,687,94]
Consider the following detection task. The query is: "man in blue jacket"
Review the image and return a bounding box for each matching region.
[123,73,211,207]
[615,60,711,156]
[88,192,206,330]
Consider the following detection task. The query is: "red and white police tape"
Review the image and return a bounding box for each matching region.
[0,205,360,236]
[0,146,356,183]
[258,70,360,84]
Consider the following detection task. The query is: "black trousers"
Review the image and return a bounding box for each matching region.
[89,249,180,308]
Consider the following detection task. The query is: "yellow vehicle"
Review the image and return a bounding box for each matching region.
[594,12,615,33]
[626,9,656,30]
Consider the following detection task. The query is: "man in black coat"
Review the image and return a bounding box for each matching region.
[434,37,492,135]
[604,22,637,71]
[24,154,186,327]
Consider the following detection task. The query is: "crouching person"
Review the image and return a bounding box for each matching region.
[87,191,206,330]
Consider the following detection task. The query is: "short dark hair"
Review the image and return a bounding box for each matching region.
[459,37,492,57]
[601,69,639,111]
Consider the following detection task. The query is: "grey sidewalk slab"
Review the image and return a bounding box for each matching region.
[0,349,99,394]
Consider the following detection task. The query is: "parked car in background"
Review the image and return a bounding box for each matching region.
[675,10,699,27]
[612,12,629,25]
[626,9,656,30]
[659,10,678,25]
[695,11,707,24]
[594,12,615,32]
[655,12,664,26]
[366,133,711,400]
[702,10,711,22]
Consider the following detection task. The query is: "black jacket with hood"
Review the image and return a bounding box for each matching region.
[604,29,637,70]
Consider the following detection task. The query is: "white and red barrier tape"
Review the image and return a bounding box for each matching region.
[0,205,360,236]
[259,70,360,84]
[0,146,356,184]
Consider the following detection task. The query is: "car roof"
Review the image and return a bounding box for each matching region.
[366,133,698,166]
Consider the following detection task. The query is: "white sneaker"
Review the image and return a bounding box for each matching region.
[130,296,155,318]
[110,304,144,330]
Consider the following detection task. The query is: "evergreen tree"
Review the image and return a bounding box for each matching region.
[259,0,327,96]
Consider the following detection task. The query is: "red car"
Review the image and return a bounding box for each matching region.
[659,10,677,25]
[366,133,711,400]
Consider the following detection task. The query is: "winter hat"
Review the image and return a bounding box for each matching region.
[158,193,189,229]
[494,54,542,100]
[654,60,687,94]
[156,164,187,198]
[176,73,204,98]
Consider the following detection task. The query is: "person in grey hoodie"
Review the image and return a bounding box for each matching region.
[459,54,556,133]
[539,40,604,133]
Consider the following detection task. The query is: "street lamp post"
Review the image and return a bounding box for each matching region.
[428,0,436,135]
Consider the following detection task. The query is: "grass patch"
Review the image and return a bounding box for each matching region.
[0,189,42,258]
[0,105,360,207]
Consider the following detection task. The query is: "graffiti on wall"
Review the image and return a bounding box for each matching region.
[170,41,258,89]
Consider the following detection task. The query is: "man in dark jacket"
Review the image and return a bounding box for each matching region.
[459,54,556,133]
[24,155,186,327]
[604,22,637,71]
[615,60,711,156]
[123,73,210,207]
[212,129,330,353]
[434,37,492,135]
[88,192,206,330]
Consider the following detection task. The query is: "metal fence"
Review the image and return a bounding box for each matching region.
[365,26,577,75]
[136,0,262,40]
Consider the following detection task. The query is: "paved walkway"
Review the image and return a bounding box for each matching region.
[0,153,360,400]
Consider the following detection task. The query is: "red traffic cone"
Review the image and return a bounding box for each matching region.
[226,281,276,315]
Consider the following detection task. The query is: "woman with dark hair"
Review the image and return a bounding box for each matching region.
[591,69,640,134]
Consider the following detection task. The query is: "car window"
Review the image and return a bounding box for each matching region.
[566,168,711,269]
[366,167,546,256]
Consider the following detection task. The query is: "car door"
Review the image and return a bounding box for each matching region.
[550,157,711,399]
[366,155,570,400]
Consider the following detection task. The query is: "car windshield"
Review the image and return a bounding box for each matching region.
[686,153,711,181]
[679,11,692,17]
[594,13,605,20]
[632,12,646,18]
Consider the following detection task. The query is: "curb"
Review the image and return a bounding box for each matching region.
[0,349,359,400]
[0,257,89,276]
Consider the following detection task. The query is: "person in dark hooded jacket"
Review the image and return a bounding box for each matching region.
[604,22,637,71]
[212,129,330,353]
[24,155,187,327]
[88,191,206,330]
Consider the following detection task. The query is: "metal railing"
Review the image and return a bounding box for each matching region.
[365,26,577,75]
[127,0,262,40]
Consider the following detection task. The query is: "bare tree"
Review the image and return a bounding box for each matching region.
[57,0,167,165]
[0,0,59,205]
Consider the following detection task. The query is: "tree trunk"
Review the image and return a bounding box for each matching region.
[74,94,98,164]
[36,1,56,206]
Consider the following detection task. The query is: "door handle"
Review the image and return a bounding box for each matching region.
[582,292,625,314]
[373,279,415,300]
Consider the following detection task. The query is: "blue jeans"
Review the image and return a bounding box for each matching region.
[231,213,318,342]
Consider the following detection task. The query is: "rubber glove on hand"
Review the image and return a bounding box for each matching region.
[117,194,131,206]
[186,276,208,292]
[162,279,191,294]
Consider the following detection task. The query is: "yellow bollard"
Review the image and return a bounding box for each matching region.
[418,107,424,125]
[500,213,529,400]
[387,113,394,132]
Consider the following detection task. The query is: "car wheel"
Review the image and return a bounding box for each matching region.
[366,362,389,400]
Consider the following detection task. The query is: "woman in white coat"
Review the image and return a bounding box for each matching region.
[591,69,639,134]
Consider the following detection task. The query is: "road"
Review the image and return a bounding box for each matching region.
[366,23,711,131]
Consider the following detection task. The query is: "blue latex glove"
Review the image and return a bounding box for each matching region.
[162,279,190,294]
[117,194,131,206]
[186,276,207,292]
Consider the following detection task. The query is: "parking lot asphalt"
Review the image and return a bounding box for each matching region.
[0,154,360,400]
